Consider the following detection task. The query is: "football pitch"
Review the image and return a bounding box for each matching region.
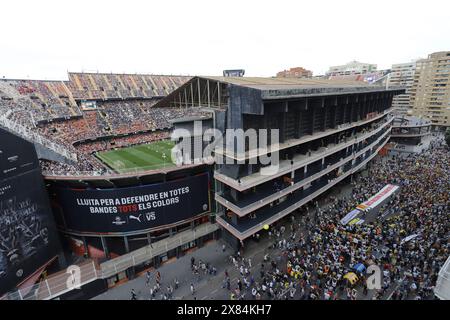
[95,140,176,173]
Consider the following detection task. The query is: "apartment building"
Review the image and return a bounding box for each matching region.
[326,61,377,77]
[388,61,417,115]
[276,67,313,78]
[410,51,450,127]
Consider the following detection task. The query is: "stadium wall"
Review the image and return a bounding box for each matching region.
[44,164,216,263]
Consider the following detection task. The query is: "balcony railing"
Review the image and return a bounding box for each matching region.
[214,108,394,161]
[1,223,218,300]
[215,115,393,191]
[216,137,389,240]
[216,128,391,216]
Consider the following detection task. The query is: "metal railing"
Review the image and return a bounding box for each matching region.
[0,223,218,300]
[216,136,389,240]
[100,223,219,278]
[1,261,98,301]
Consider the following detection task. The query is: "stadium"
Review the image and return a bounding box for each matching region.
[0,73,220,298]
[0,71,449,301]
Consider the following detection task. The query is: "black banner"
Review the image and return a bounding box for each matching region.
[0,127,38,181]
[52,173,211,235]
[0,127,61,296]
[0,169,61,296]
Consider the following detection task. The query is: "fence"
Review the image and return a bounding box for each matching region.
[100,223,219,278]
[1,261,98,301]
[0,223,218,300]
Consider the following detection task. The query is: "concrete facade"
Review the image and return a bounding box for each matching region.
[410,51,450,127]
[388,61,417,115]
[276,67,313,78]
[326,61,377,77]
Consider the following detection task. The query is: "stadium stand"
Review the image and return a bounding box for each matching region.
[0,73,211,175]
[67,73,189,100]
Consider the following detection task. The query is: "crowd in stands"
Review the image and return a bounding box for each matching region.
[0,79,80,122]
[74,131,170,156]
[36,105,205,145]
[68,73,191,100]
[0,73,205,176]
[39,158,107,176]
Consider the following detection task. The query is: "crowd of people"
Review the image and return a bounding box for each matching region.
[68,73,190,100]
[1,76,208,176]
[0,79,79,121]
[223,137,448,300]
[124,136,448,301]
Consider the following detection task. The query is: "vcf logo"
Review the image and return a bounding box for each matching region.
[66,265,81,290]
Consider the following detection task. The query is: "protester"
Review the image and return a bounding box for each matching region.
[220,139,449,300]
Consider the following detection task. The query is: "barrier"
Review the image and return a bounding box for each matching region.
[0,223,218,300]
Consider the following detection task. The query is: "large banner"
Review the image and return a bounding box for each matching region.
[52,173,211,234]
[1,127,60,296]
[356,184,399,211]
[0,127,39,181]
[340,209,361,225]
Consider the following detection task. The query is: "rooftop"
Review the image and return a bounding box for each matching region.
[199,76,404,99]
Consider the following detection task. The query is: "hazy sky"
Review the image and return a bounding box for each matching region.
[1,0,449,80]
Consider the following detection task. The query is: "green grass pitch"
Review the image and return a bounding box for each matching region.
[95,140,176,173]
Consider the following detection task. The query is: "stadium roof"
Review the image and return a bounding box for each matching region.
[201,76,373,90]
[154,76,405,108]
[170,115,213,124]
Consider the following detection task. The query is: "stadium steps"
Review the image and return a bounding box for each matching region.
[34,92,56,117]
[147,76,159,96]
[44,83,65,108]
[88,74,99,91]
[141,76,152,93]
[63,85,80,116]
[128,75,141,95]
[116,75,128,93]
[72,74,84,90]
[97,109,113,131]
[159,77,170,95]
[103,74,114,94]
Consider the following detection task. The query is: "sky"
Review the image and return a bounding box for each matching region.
[0,0,449,80]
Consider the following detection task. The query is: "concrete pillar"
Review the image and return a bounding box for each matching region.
[147,233,152,245]
[124,236,130,253]
[82,236,89,258]
[101,237,110,259]
[57,251,68,269]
